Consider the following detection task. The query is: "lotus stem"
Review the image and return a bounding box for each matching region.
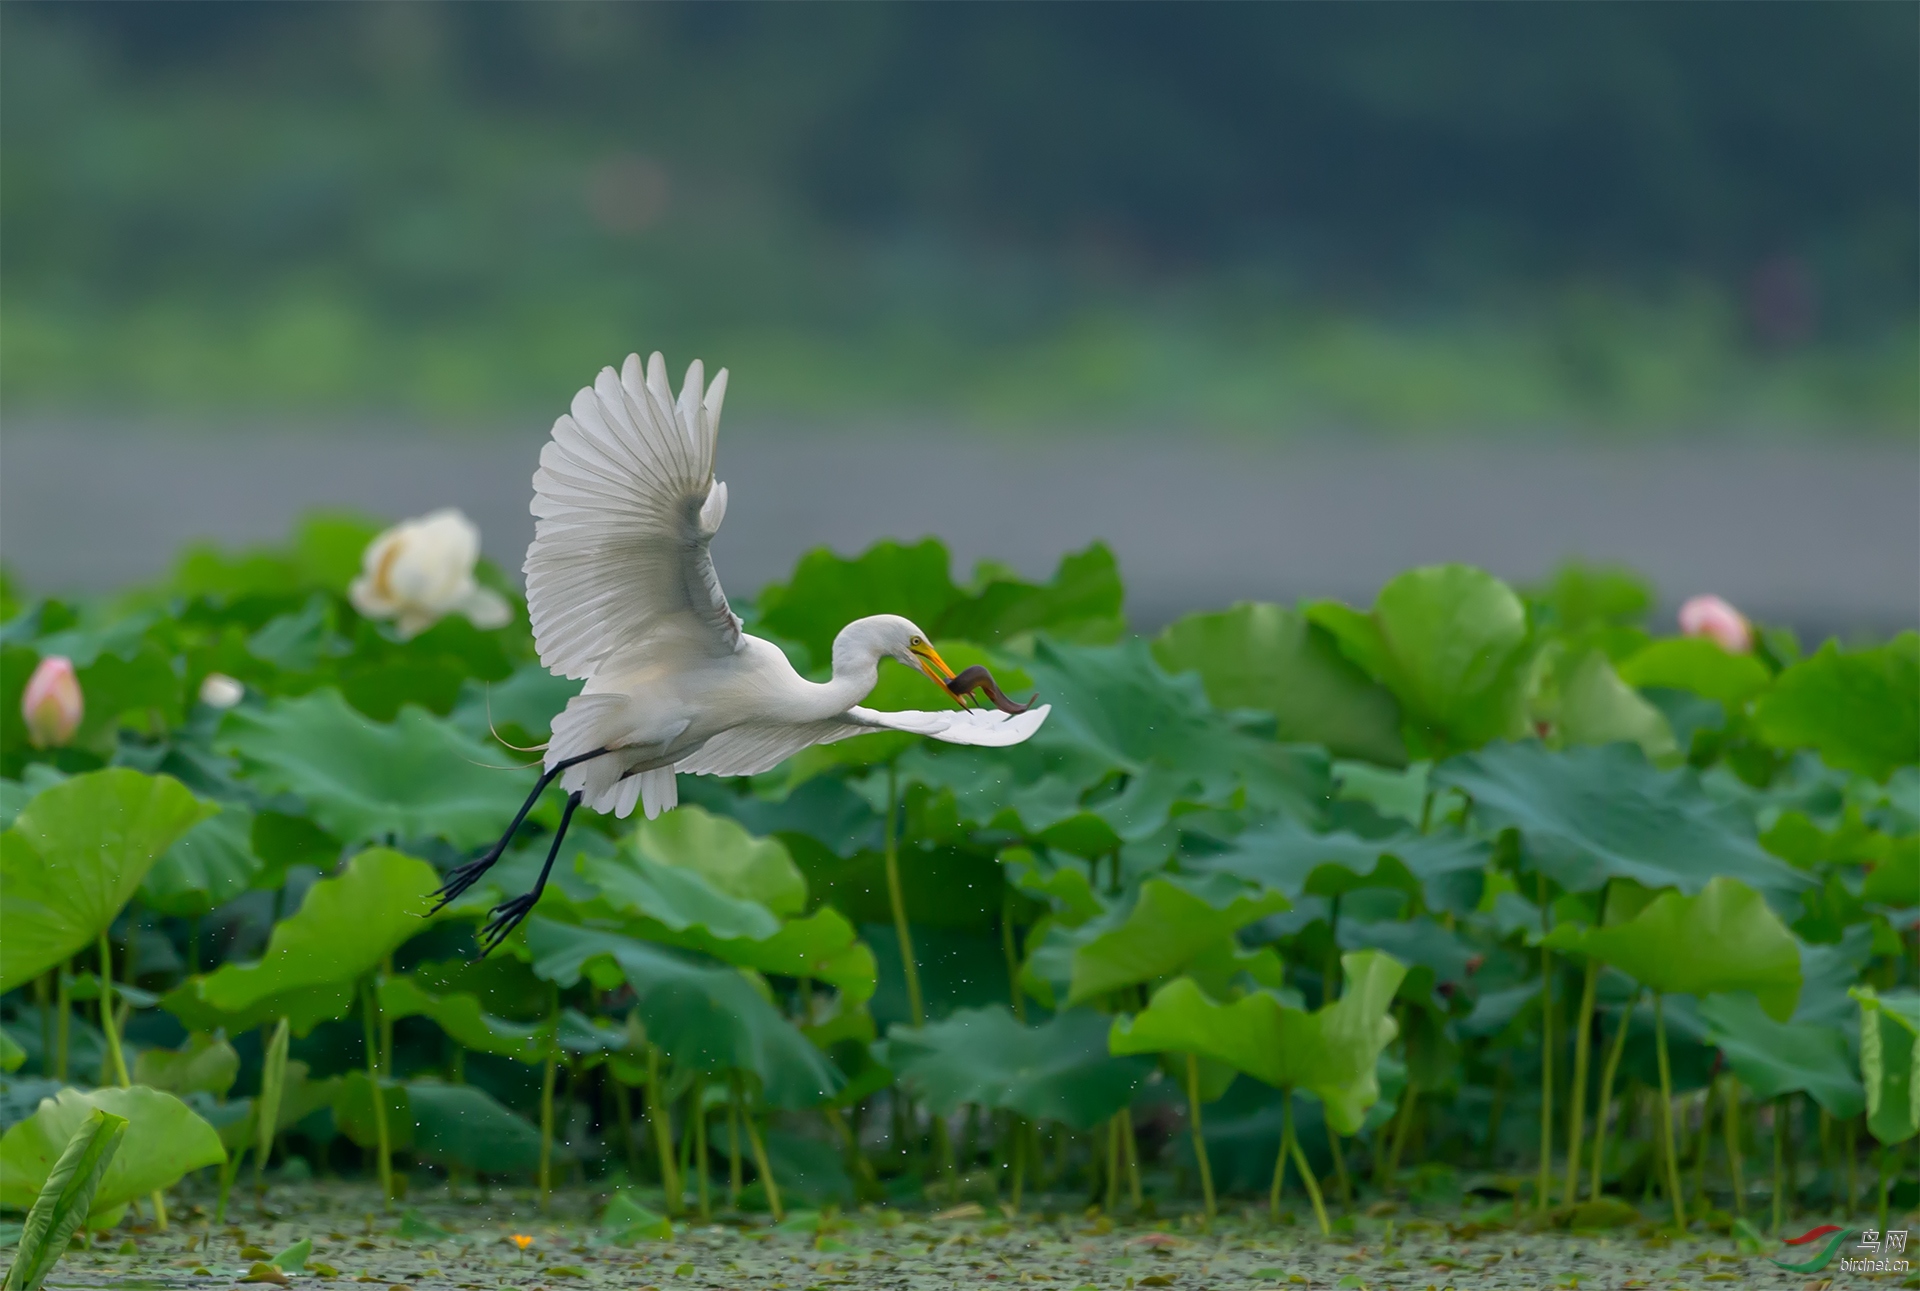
[728,1081,744,1210]
[1653,994,1685,1230]
[1562,958,1597,1206]
[54,962,70,1083]
[33,973,50,1073]
[539,999,558,1211]
[1105,1113,1122,1213]
[359,979,393,1209]
[95,932,129,1088]
[1723,1074,1744,1218]
[693,1083,710,1219]
[1185,1053,1216,1221]
[1009,1115,1026,1212]
[881,764,925,1027]
[1844,1116,1858,1215]
[741,1100,783,1222]
[1269,1097,1292,1221]
[1121,1107,1142,1208]
[649,1047,679,1213]
[1537,874,1554,1213]
[1589,988,1636,1201]
[1771,1097,1786,1233]
[1326,1120,1353,1208]
[1688,1080,1716,1213]
[1384,1079,1417,1186]
[1002,891,1026,1023]
[1287,1099,1331,1236]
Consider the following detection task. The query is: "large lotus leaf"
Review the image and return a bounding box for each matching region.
[1338,916,1477,991]
[1065,874,1290,1006]
[131,1033,240,1098]
[378,976,552,1064]
[1197,814,1488,914]
[1545,877,1802,1021]
[1862,835,1920,907]
[218,688,538,847]
[1434,741,1811,897]
[139,806,262,918]
[939,543,1127,645]
[193,848,440,1030]
[1854,989,1920,1146]
[579,851,876,1001]
[526,919,841,1108]
[1109,951,1404,1133]
[1307,564,1533,756]
[336,1073,412,1151]
[1753,634,1919,781]
[1796,925,1874,1028]
[1552,649,1677,761]
[0,769,214,991]
[1151,601,1407,765]
[1617,638,1772,707]
[634,804,808,915]
[753,538,961,670]
[1697,994,1863,1117]
[0,1086,224,1218]
[886,1005,1152,1131]
[407,1081,542,1173]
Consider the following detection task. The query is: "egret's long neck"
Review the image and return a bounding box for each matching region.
[813,618,890,714]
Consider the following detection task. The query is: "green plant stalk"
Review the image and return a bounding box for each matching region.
[1384,1080,1418,1185]
[95,932,129,1088]
[255,1017,291,1195]
[648,1048,678,1213]
[53,965,69,1085]
[1722,1074,1744,1219]
[1562,958,1597,1206]
[1653,994,1685,1230]
[1001,892,1026,1023]
[1537,876,1554,1213]
[359,979,393,1208]
[1104,1113,1121,1214]
[881,765,925,1027]
[1286,1099,1331,1237]
[1844,1116,1857,1215]
[728,1090,743,1211]
[1185,1052,1216,1220]
[1589,989,1636,1201]
[538,1038,558,1211]
[823,1103,876,1192]
[378,955,395,1076]
[1687,1080,1716,1213]
[1771,1097,1786,1234]
[214,1147,240,1223]
[3,1108,127,1291]
[1269,1094,1292,1221]
[1323,893,1342,1008]
[1326,1121,1353,1208]
[693,1085,710,1220]
[33,973,50,1077]
[741,1103,784,1222]
[677,1085,696,1201]
[1121,1107,1142,1208]
[1009,1115,1026,1212]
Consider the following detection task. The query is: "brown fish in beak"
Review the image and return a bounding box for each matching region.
[945,664,1041,715]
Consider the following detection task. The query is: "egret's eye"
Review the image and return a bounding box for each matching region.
[911,637,923,647]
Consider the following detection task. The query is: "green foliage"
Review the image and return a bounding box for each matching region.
[140,807,263,918]
[633,806,808,916]
[1616,638,1772,707]
[887,1006,1152,1131]
[2,1108,124,1291]
[1697,995,1862,1117]
[407,1083,542,1173]
[0,770,213,991]
[0,1087,223,1221]
[1753,634,1920,781]
[1854,988,1920,1146]
[131,1034,239,1098]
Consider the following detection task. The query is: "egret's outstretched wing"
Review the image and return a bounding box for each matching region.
[676,705,1052,779]
[526,352,740,680]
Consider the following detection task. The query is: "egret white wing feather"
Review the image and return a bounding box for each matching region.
[676,705,1052,778]
[525,352,740,679]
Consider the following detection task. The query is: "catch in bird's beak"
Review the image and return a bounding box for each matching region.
[908,640,965,706]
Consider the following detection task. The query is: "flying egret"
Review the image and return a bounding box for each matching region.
[436,352,1050,950]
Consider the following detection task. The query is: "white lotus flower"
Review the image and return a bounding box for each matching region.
[349,508,512,639]
[198,672,246,709]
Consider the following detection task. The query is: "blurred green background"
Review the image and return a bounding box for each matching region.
[2,2,1915,434]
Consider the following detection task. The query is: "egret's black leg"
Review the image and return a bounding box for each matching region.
[478,790,583,956]
[432,747,614,913]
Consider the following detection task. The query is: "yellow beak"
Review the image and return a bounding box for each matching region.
[909,641,966,708]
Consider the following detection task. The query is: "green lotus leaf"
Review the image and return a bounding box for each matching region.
[5,1106,124,1289]
[406,1081,542,1174]
[1151,601,1407,765]
[336,1073,412,1151]
[631,806,807,916]
[1109,950,1406,1133]
[1197,815,1488,914]
[192,848,441,1031]
[1753,634,1919,781]
[1853,988,1920,1146]
[0,769,214,991]
[1063,873,1289,1007]
[218,688,538,847]
[0,1087,223,1219]
[1434,741,1812,897]
[1544,877,1802,1021]
[1617,637,1772,707]
[139,806,262,918]
[526,919,842,1108]
[130,1033,240,1098]
[1862,835,1920,907]
[378,976,553,1064]
[886,1005,1152,1131]
[1552,649,1677,761]
[1697,994,1862,1118]
[1307,564,1534,756]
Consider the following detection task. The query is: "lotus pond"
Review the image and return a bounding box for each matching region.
[0,518,1914,1289]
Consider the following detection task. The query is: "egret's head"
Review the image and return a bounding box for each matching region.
[839,614,959,698]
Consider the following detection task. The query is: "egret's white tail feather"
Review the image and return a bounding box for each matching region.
[638,766,678,819]
[612,775,644,818]
[549,692,631,808]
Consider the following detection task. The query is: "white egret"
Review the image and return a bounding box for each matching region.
[436,352,1050,949]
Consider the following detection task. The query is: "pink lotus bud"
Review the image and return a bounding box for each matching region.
[1678,594,1753,654]
[21,656,83,748]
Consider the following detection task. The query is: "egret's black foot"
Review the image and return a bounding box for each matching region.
[430,853,502,914]
[477,892,539,956]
